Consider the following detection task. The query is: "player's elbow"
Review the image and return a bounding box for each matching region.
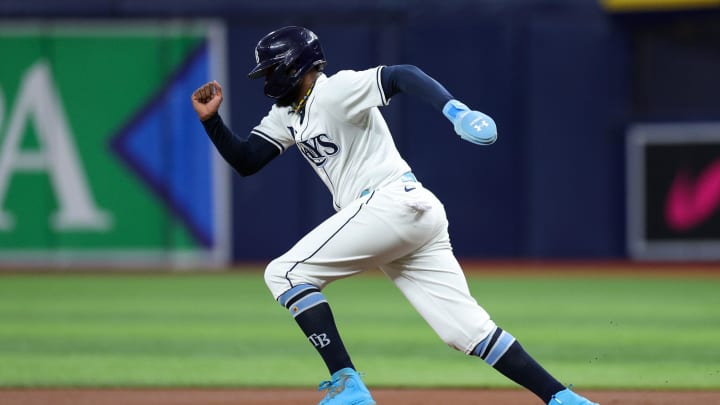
[234,164,260,177]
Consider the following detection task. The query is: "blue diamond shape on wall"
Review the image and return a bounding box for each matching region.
[110,42,215,248]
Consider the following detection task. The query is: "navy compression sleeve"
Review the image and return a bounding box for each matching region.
[201,113,279,176]
[380,65,454,111]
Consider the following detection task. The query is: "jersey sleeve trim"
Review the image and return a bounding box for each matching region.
[376,66,389,106]
[250,129,285,153]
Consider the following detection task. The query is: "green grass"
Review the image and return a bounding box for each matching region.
[0,271,718,389]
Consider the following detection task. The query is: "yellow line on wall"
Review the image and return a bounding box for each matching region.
[602,0,720,12]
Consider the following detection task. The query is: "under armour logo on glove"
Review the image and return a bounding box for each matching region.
[473,119,490,132]
[442,99,497,145]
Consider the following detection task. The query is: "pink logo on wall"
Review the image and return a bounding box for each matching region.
[665,158,720,232]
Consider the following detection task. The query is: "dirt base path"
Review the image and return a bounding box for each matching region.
[2,388,719,405]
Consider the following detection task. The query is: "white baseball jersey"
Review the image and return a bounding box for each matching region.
[250,67,411,210]
[259,66,496,354]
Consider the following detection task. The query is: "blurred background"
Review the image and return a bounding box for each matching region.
[1,1,720,399]
[1,0,720,268]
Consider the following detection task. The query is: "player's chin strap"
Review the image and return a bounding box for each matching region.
[442,99,498,145]
[292,79,317,114]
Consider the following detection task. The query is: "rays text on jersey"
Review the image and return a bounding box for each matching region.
[297,134,339,167]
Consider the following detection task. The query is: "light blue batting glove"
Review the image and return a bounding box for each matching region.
[442,99,497,145]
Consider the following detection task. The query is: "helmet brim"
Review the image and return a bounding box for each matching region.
[248,60,278,79]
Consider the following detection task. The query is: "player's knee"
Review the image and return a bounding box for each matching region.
[264,260,323,303]
[440,332,472,353]
[438,319,497,355]
[263,259,286,298]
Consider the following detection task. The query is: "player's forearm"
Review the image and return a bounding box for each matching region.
[201,114,279,176]
[380,65,453,111]
[382,64,497,145]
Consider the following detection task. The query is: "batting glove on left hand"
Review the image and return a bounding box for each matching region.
[442,99,497,145]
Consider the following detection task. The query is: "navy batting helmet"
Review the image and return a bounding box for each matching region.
[248,26,326,100]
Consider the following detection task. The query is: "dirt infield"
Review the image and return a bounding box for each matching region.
[2,388,719,405]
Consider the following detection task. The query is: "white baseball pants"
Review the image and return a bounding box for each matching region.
[264,177,496,354]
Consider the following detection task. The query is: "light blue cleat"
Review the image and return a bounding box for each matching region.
[317,367,376,405]
[549,387,599,405]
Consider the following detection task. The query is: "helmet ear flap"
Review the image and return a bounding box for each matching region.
[282,49,302,78]
[263,60,297,99]
[276,52,304,86]
[287,65,298,77]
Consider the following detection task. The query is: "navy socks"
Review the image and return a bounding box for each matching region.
[474,327,565,403]
[278,284,354,375]
[278,285,564,402]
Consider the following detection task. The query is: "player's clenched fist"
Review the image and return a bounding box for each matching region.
[191,80,223,121]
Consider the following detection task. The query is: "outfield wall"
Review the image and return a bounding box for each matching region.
[1,1,719,265]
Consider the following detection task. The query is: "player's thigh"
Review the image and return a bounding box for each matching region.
[380,241,494,353]
[265,195,432,298]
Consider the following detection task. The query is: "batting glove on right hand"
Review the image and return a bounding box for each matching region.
[442,99,497,145]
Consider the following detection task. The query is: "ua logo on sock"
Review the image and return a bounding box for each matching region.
[308,333,331,348]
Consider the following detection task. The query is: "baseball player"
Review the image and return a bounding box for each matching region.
[191,26,598,405]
